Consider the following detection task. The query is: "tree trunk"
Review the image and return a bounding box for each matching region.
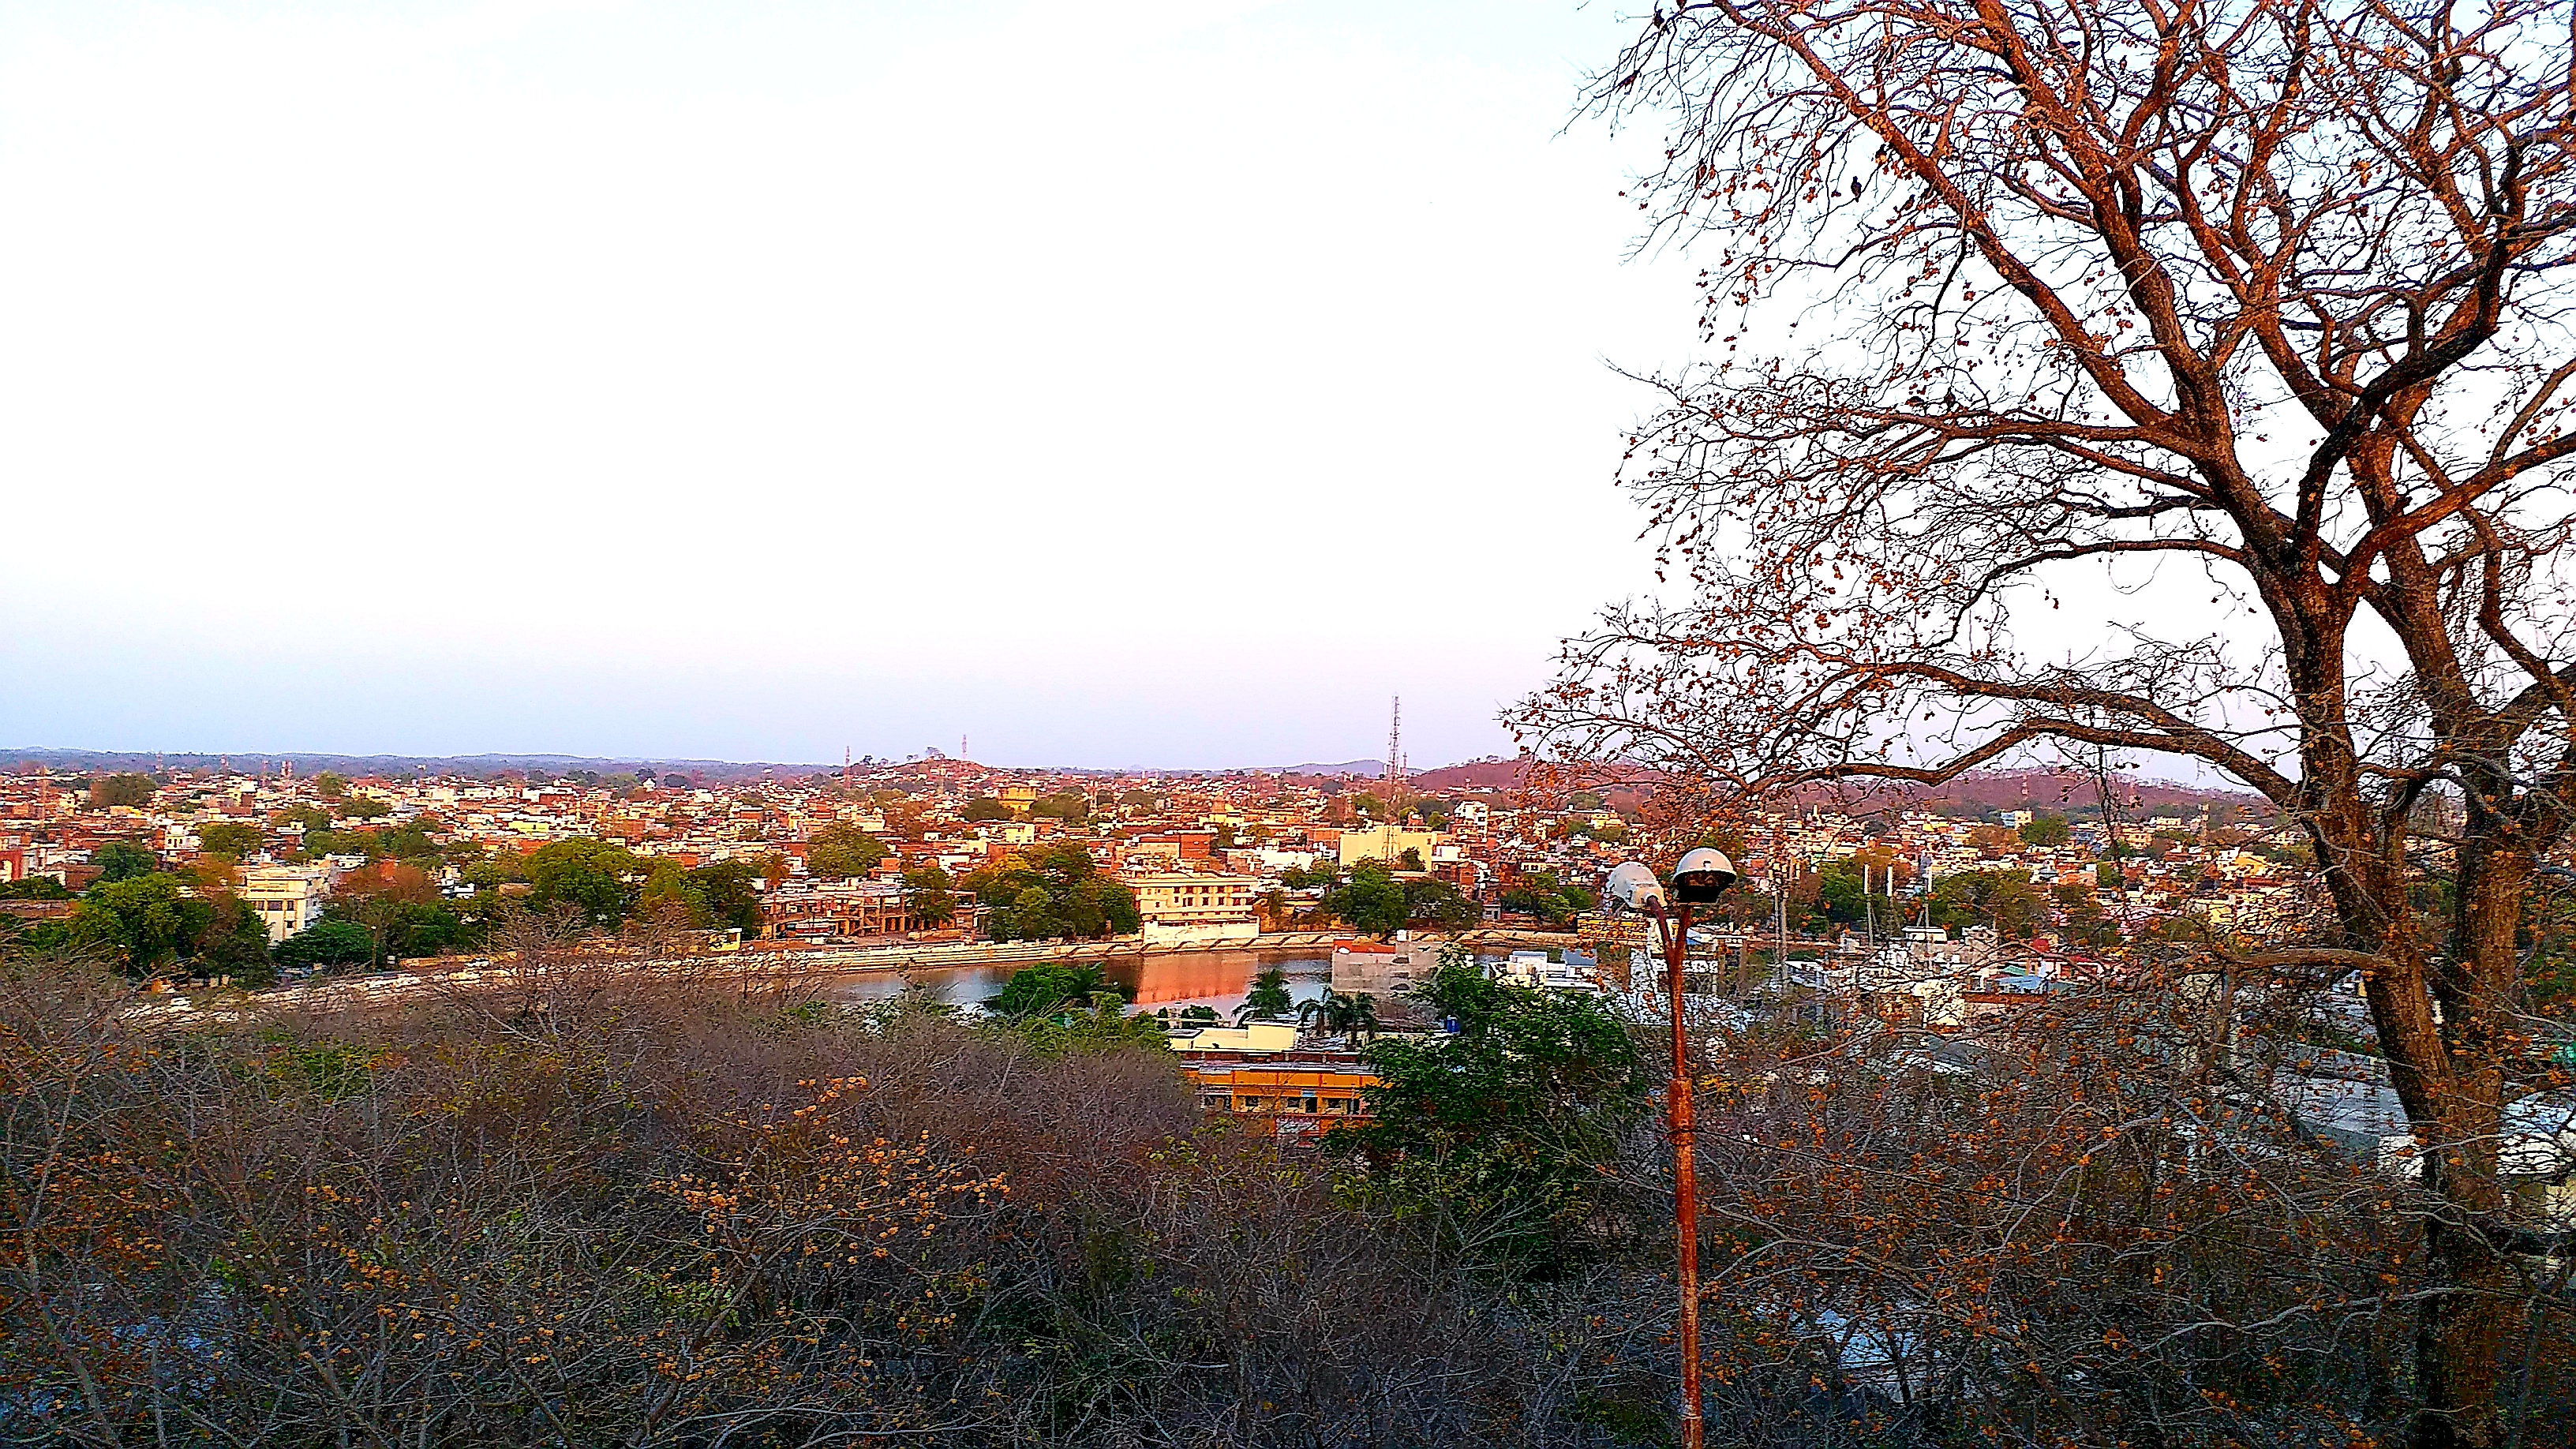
[2340,805,2525,1449]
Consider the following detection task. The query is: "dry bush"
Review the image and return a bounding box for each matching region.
[14,925,2548,1447]
[0,946,1666,1448]
[1660,970,2576,1448]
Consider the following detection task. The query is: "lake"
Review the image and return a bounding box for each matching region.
[813,945,1596,1019]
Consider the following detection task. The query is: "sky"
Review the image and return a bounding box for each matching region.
[0,0,1709,770]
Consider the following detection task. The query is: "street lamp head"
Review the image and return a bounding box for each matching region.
[1604,860,1666,912]
[1672,848,1739,903]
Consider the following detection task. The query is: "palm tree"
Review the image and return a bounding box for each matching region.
[1344,991,1379,1042]
[1299,990,1381,1042]
[1237,966,1294,1024]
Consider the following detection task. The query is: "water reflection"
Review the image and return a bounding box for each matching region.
[811,947,1592,1019]
[813,949,1331,1018]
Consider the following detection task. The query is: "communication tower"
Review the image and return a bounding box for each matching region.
[1385,695,1406,812]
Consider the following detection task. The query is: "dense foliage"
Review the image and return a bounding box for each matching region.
[1340,956,1651,1265]
[963,844,1138,942]
[804,822,890,879]
[1322,862,1481,935]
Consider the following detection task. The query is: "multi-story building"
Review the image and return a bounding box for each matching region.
[1127,872,1260,942]
[1336,825,1443,870]
[1329,938,1443,997]
[242,864,335,943]
[1184,1061,1376,1140]
[762,878,972,942]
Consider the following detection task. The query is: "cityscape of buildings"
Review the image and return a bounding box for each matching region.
[0,749,2308,964]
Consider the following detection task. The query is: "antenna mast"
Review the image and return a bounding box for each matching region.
[1385,695,1406,814]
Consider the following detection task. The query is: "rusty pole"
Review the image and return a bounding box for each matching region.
[1658,899,1702,1449]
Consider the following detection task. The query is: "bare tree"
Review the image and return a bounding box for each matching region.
[1515,1,2576,1443]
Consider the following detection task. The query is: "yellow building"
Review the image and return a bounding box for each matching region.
[1125,873,1260,930]
[1336,825,1443,869]
[1184,1061,1378,1143]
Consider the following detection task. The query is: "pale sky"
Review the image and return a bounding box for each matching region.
[0,0,1705,770]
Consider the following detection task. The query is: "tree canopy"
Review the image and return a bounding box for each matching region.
[522,839,649,927]
[902,867,957,927]
[277,919,376,971]
[91,841,159,884]
[1340,954,1649,1265]
[987,961,1118,1019]
[197,822,266,858]
[1322,863,1409,936]
[964,844,1137,942]
[1237,966,1294,1023]
[804,822,889,881]
[69,874,214,974]
[88,773,156,809]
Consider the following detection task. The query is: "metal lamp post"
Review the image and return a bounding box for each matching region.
[1606,849,1739,1449]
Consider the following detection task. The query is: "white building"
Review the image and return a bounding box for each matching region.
[242,864,335,943]
[1129,872,1262,945]
[1331,939,1443,997]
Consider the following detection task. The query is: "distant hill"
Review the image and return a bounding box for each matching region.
[2,746,2271,812]
[1410,758,1549,792]
[1406,759,2265,813]
[1784,767,2265,814]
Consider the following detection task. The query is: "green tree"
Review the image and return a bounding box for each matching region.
[91,840,159,884]
[1027,792,1090,822]
[71,874,215,973]
[636,863,703,924]
[88,773,156,809]
[962,844,1138,942]
[1397,847,1426,871]
[1324,863,1410,936]
[902,866,956,928]
[522,838,647,927]
[1401,875,1482,932]
[313,772,347,798]
[197,900,275,987]
[960,798,1013,822]
[1279,860,1341,891]
[1927,870,2049,938]
[0,878,73,901]
[1237,966,1294,1023]
[806,822,890,880]
[2019,813,2073,848]
[372,822,442,861]
[1298,990,1380,1039]
[988,961,1117,1018]
[197,822,265,858]
[340,795,392,821]
[689,859,766,934]
[276,919,376,971]
[1498,870,1593,926]
[279,803,334,834]
[371,900,467,961]
[1342,954,1649,1264]
[1816,861,1900,927]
